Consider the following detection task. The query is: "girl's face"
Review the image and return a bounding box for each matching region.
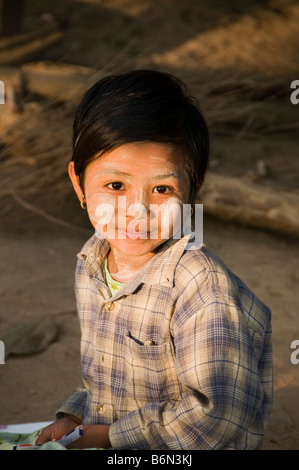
[69,142,190,258]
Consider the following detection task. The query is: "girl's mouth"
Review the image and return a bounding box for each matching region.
[116,228,149,240]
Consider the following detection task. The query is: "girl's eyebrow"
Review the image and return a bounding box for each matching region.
[100,170,182,180]
[154,172,181,181]
[100,170,132,177]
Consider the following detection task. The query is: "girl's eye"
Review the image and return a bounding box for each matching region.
[108,182,124,190]
[153,185,170,194]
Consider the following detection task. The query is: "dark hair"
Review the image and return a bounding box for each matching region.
[72,69,209,203]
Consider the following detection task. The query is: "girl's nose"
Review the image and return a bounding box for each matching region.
[126,188,150,218]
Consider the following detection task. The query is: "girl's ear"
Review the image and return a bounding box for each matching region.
[68,161,83,202]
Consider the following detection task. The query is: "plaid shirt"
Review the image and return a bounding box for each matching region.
[57,233,273,450]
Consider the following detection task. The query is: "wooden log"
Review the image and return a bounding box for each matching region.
[0,23,63,65]
[0,61,103,102]
[198,172,299,237]
[21,61,99,103]
[0,62,96,106]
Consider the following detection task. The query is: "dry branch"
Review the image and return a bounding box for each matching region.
[199,172,299,237]
[0,23,63,65]
[0,62,103,109]
[21,62,100,103]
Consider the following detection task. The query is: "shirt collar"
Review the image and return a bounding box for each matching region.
[77,231,199,294]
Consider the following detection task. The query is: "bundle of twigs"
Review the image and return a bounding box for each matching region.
[0,100,74,225]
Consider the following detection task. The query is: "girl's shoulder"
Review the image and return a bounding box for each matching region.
[176,243,231,284]
[175,243,249,303]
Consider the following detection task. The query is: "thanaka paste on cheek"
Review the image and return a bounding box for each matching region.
[86,192,116,238]
[149,196,184,240]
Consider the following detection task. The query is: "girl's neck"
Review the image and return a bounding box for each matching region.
[107,248,154,283]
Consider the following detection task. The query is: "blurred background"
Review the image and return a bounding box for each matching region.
[0,0,298,450]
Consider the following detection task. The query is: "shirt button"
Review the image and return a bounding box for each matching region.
[97,404,105,414]
[105,301,115,311]
[144,340,154,346]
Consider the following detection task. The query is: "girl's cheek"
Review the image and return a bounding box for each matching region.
[150,197,184,239]
[86,193,117,236]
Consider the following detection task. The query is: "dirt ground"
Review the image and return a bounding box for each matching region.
[0,0,299,450]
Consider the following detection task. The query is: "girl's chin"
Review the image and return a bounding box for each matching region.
[107,237,166,255]
[119,230,149,240]
[94,226,172,252]
[95,226,163,242]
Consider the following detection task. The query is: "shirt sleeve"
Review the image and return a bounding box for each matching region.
[109,277,272,450]
[55,386,87,422]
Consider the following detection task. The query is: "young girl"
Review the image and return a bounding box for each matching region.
[37,70,272,450]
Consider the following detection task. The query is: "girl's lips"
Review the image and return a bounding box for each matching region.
[116,228,149,240]
[126,233,148,240]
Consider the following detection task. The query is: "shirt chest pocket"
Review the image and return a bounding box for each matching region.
[122,331,182,406]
